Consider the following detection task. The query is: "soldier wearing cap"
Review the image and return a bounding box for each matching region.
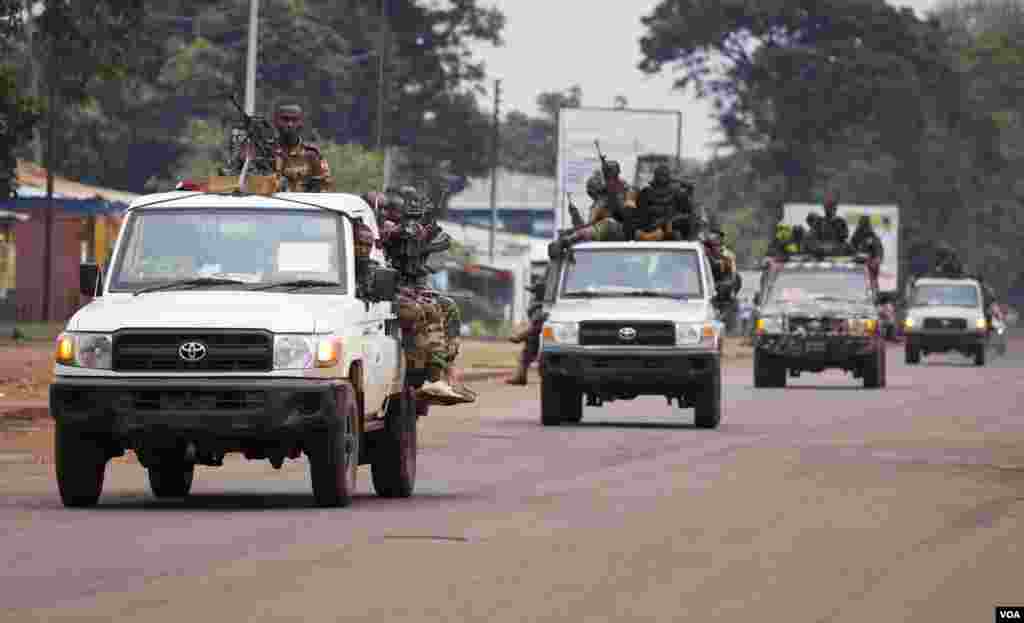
[271,103,334,193]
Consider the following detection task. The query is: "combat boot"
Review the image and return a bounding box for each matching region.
[505,362,528,386]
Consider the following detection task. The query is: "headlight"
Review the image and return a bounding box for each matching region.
[676,322,719,347]
[274,334,343,369]
[975,317,987,330]
[903,317,915,330]
[847,318,878,336]
[541,321,578,345]
[755,316,784,335]
[55,332,113,369]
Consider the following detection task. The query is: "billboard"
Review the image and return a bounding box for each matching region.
[782,203,901,292]
[554,107,682,235]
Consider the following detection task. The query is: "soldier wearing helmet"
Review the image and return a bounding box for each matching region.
[819,192,849,243]
[549,160,633,258]
[768,223,800,259]
[271,103,334,192]
[634,164,697,241]
[353,219,379,301]
[370,185,475,406]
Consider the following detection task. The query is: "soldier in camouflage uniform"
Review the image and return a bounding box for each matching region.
[548,161,632,259]
[633,164,697,241]
[270,103,334,192]
[506,277,548,385]
[370,188,475,405]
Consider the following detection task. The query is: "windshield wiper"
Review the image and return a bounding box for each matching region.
[562,291,602,298]
[619,289,692,299]
[250,279,343,291]
[133,277,247,296]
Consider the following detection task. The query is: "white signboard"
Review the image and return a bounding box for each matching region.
[555,107,682,235]
[783,203,901,291]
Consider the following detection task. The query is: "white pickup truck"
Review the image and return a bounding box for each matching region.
[50,190,420,508]
[538,241,724,428]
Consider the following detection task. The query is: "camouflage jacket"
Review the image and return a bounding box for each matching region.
[273,142,333,192]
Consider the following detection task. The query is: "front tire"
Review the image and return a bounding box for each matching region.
[54,421,108,508]
[974,344,987,366]
[308,384,360,508]
[371,387,417,498]
[694,359,722,429]
[147,462,195,498]
[905,344,920,364]
[540,374,582,426]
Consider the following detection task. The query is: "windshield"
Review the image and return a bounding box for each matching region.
[560,249,703,299]
[109,208,347,293]
[765,269,871,305]
[911,284,979,308]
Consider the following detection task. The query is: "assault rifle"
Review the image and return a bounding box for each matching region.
[557,192,585,238]
[387,190,452,285]
[223,93,279,179]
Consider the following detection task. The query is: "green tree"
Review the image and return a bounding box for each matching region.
[499,85,581,177]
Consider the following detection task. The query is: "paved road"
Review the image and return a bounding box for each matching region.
[2,342,1023,622]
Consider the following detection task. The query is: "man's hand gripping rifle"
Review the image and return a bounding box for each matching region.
[556,192,586,238]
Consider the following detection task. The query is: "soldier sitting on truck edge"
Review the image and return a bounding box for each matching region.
[548,161,633,259]
[374,186,476,406]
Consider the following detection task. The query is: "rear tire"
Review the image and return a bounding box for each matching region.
[863,348,885,388]
[54,421,108,508]
[370,387,417,498]
[540,374,582,426]
[308,384,359,508]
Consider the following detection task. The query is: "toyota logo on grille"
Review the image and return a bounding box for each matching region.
[618,327,637,341]
[941,319,951,327]
[178,341,208,362]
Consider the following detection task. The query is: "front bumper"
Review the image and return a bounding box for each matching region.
[540,345,719,390]
[50,376,345,438]
[905,330,985,351]
[755,334,878,364]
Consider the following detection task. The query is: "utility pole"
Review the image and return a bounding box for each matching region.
[244,0,259,115]
[488,79,501,263]
[24,0,42,164]
[42,63,56,322]
[376,0,388,151]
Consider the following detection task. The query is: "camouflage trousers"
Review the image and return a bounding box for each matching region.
[396,286,461,380]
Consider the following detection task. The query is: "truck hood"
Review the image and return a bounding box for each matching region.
[905,305,981,321]
[761,299,877,319]
[67,292,357,334]
[548,297,713,323]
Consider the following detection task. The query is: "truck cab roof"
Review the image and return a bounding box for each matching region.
[127,191,375,221]
[569,241,706,253]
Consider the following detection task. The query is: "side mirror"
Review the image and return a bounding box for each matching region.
[753,292,761,306]
[371,266,399,301]
[80,263,102,297]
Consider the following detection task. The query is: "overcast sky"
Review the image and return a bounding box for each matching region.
[470,0,938,162]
